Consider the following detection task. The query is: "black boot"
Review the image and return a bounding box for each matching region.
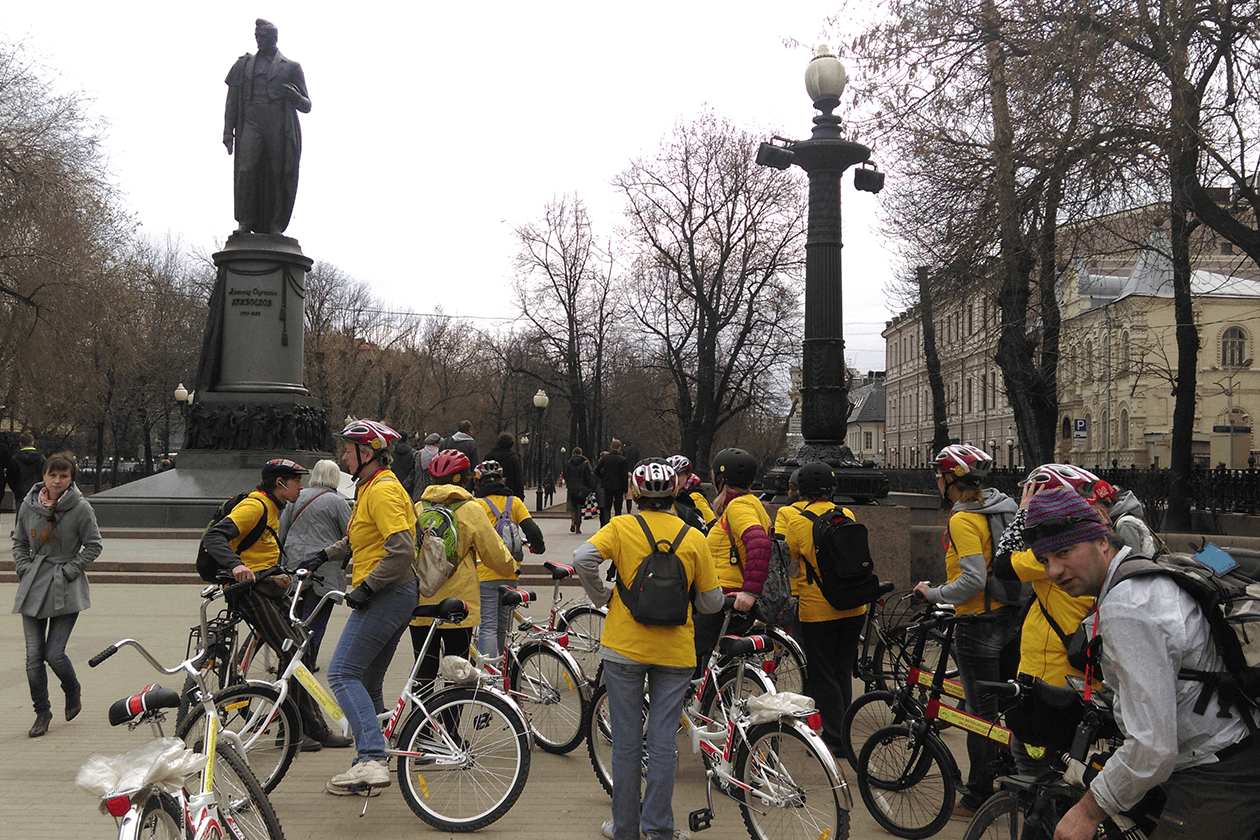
[29,710,52,738]
[65,686,82,722]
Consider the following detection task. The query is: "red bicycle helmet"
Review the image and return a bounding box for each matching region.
[934,444,993,485]
[1022,463,1100,497]
[666,455,693,476]
[429,449,471,482]
[335,419,400,452]
[631,460,678,498]
[1086,478,1117,507]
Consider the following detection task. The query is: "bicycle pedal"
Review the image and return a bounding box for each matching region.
[688,809,713,832]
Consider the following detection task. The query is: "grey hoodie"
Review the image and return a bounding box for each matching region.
[1110,490,1157,555]
[926,487,1019,606]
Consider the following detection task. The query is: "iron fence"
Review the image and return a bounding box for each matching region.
[882,464,1260,526]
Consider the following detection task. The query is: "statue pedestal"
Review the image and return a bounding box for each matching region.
[90,233,343,528]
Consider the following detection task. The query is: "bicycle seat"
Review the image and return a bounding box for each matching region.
[108,684,181,727]
[543,561,575,580]
[498,585,535,607]
[718,634,772,657]
[413,597,470,624]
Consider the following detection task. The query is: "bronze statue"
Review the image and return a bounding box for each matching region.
[223,19,311,235]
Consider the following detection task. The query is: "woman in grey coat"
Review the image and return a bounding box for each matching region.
[278,459,351,669]
[12,451,102,737]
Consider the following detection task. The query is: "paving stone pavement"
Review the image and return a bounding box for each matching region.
[0,512,971,840]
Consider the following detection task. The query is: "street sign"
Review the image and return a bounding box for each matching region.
[1073,418,1087,445]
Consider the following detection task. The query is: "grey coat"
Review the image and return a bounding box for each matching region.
[277,486,352,597]
[12,483,103,619]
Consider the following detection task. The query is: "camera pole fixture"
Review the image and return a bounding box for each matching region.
[755,45,885,476]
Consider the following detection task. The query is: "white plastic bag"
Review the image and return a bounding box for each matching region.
[439,655,482,684]
[746,691,816,725]
[77,737,205,798]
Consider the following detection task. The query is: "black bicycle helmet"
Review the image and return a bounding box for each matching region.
[261,458,308,481]
[795,461,837,498]
[711,447,759,490]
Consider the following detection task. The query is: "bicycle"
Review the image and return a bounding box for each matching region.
[84,585,285,840]
[584,600,851,840]
[536,565,607,680]
[175,573,324,793]
[473,581,590,753]
[855,609,1015,839]
[840,598,968,768]
[960,675,1148,840]
[364,595,532,831]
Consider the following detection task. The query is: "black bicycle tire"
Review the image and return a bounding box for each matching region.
[509,643,588,754]
[135,789,184,840]
[584,681,618,797]
[232,631,281,684]
[840,690,896,768]
[555,604,605,681]
[736,722,849,840]
[214,741,286,840]
[176,683,300,795]
[395,685,531,832]
[856,725,955,840]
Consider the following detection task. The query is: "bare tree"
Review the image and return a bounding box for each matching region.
[614,112,805,472]
[511,195,615,455]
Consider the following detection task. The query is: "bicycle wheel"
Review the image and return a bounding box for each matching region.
[761,628,807,695]
[736,721,849,840]
[233,632,281,683]
[396,685,531,831]
[585,682,617,796]
[177,683,299,795]
[856,725,955,839]
[699,662,774,727]
[135,790,184,839]
[510,643,588,754]
[961,790,1034,840]
[873,632,958,696]
[213,741,286,840]
[840,690,896,768]
[555,604,605,680]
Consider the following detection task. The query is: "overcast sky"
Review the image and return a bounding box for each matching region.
[11,0,898,372]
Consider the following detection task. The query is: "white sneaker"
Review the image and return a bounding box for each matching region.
[601,820,668,840]
[325,759,390,795]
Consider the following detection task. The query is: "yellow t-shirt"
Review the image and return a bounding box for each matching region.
[589,511,718,668]
[708,493,771,591]
[225,491,281,573]
[1012,549,1095,687]
[942,509,998,616]
[685,489,716,529]
[475,494,528,583]
[347,470,417,588]
[774,501,867,623]
[412,484,517,629]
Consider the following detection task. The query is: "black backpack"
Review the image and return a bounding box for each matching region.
[616,515,694,626]
[799,507,883,611]
[195,493,269,583]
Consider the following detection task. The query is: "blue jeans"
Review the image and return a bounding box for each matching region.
[604,657,693,840]
[478,580,512,658]
[23,613,80,714]
[327,579,417,762]
[952,609,1021,807]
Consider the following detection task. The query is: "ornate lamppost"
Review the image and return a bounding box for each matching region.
[755,45,888,501]
[533,389,549,512]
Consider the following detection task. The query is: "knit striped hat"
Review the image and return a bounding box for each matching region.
[1024,487,1111,557]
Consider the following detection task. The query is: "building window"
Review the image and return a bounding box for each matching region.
[1121,330,1131,372]
[966,378,973,413]
[1120,409,1129,449]
[1223,326,1247,367]
[1221,241,1235,255]
[1062,417,1071,440]
[864,431,873,450]
[1085,413,1093,449]
[1085,340,1094,379]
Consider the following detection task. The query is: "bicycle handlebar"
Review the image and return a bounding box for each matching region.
[974,679,1021,699]
[89,644,121,667]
